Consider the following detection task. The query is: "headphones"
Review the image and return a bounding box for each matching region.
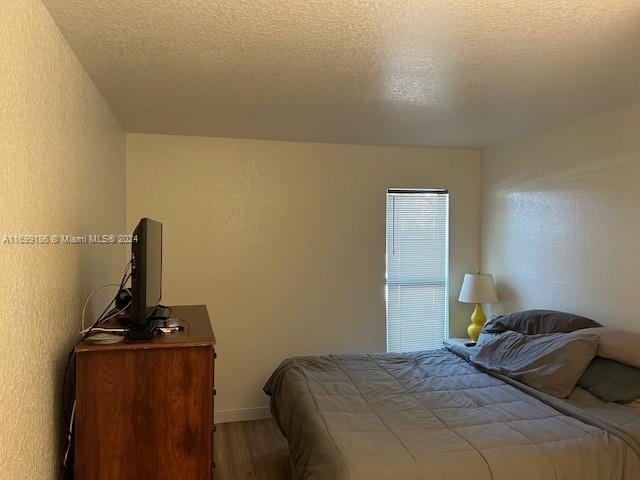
[116,288,132,310]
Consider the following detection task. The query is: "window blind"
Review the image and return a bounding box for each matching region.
[386,189,449,352]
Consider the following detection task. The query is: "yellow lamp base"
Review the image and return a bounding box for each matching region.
[466,303,487,343]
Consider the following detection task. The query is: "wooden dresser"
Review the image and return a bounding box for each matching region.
[74,305,216,479]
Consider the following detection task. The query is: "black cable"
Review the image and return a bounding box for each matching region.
[62,260,132,472]
[62,348,76,425]
[94,274,131,327]
[83,262,132,339]
[95,261,131,322]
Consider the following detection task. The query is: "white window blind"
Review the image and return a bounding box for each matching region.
[386,189,449,352]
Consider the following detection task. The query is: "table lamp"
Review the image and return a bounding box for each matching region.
[458,272,498,343]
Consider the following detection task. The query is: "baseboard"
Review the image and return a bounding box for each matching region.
[215,406,272,424]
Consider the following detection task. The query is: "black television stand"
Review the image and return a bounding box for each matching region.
[119,305,172,340]
[125,321,157,340]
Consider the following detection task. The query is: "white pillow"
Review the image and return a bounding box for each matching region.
[580,327,640,370]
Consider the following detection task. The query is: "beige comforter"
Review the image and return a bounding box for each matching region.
[264,349,640,480]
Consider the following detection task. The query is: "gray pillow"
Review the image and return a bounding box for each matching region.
[482,309,601,335]
[472,330,599,398]
[578,357,640,403]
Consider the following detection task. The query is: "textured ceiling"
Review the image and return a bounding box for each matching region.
[42,0,640,147]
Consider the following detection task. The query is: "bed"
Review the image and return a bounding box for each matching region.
[264,346,640,479]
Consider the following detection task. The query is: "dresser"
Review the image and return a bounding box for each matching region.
[74,305,216,479]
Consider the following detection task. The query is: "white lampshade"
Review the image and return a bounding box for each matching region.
[458,273,498,304]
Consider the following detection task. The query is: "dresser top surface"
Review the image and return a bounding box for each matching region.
[76,304,215,353]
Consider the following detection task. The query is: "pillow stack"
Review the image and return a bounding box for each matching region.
[476,310,640,406]
[577,327,640,406]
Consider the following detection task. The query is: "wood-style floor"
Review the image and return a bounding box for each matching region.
[214,419,292,479]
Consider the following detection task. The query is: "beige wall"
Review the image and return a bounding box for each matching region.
[127,133,481,419]
[0,0,126,477]
[482,104,640,331]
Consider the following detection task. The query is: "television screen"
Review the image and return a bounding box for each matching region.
[130,218,162,324]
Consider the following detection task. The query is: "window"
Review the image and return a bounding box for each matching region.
[386,189,449,352]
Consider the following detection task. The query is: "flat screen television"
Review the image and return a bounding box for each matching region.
[130,218,163,324]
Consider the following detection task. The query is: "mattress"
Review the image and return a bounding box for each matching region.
[264,349,640,480]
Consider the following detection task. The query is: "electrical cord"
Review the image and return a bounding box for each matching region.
[62,260,132,471]
[80,283,120,332]
[62,349,76,424]
[82,261,132,339]
[79,260,131,333]
[79,299,131,335]
[62,401,76,468]
[98,299,131,325]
